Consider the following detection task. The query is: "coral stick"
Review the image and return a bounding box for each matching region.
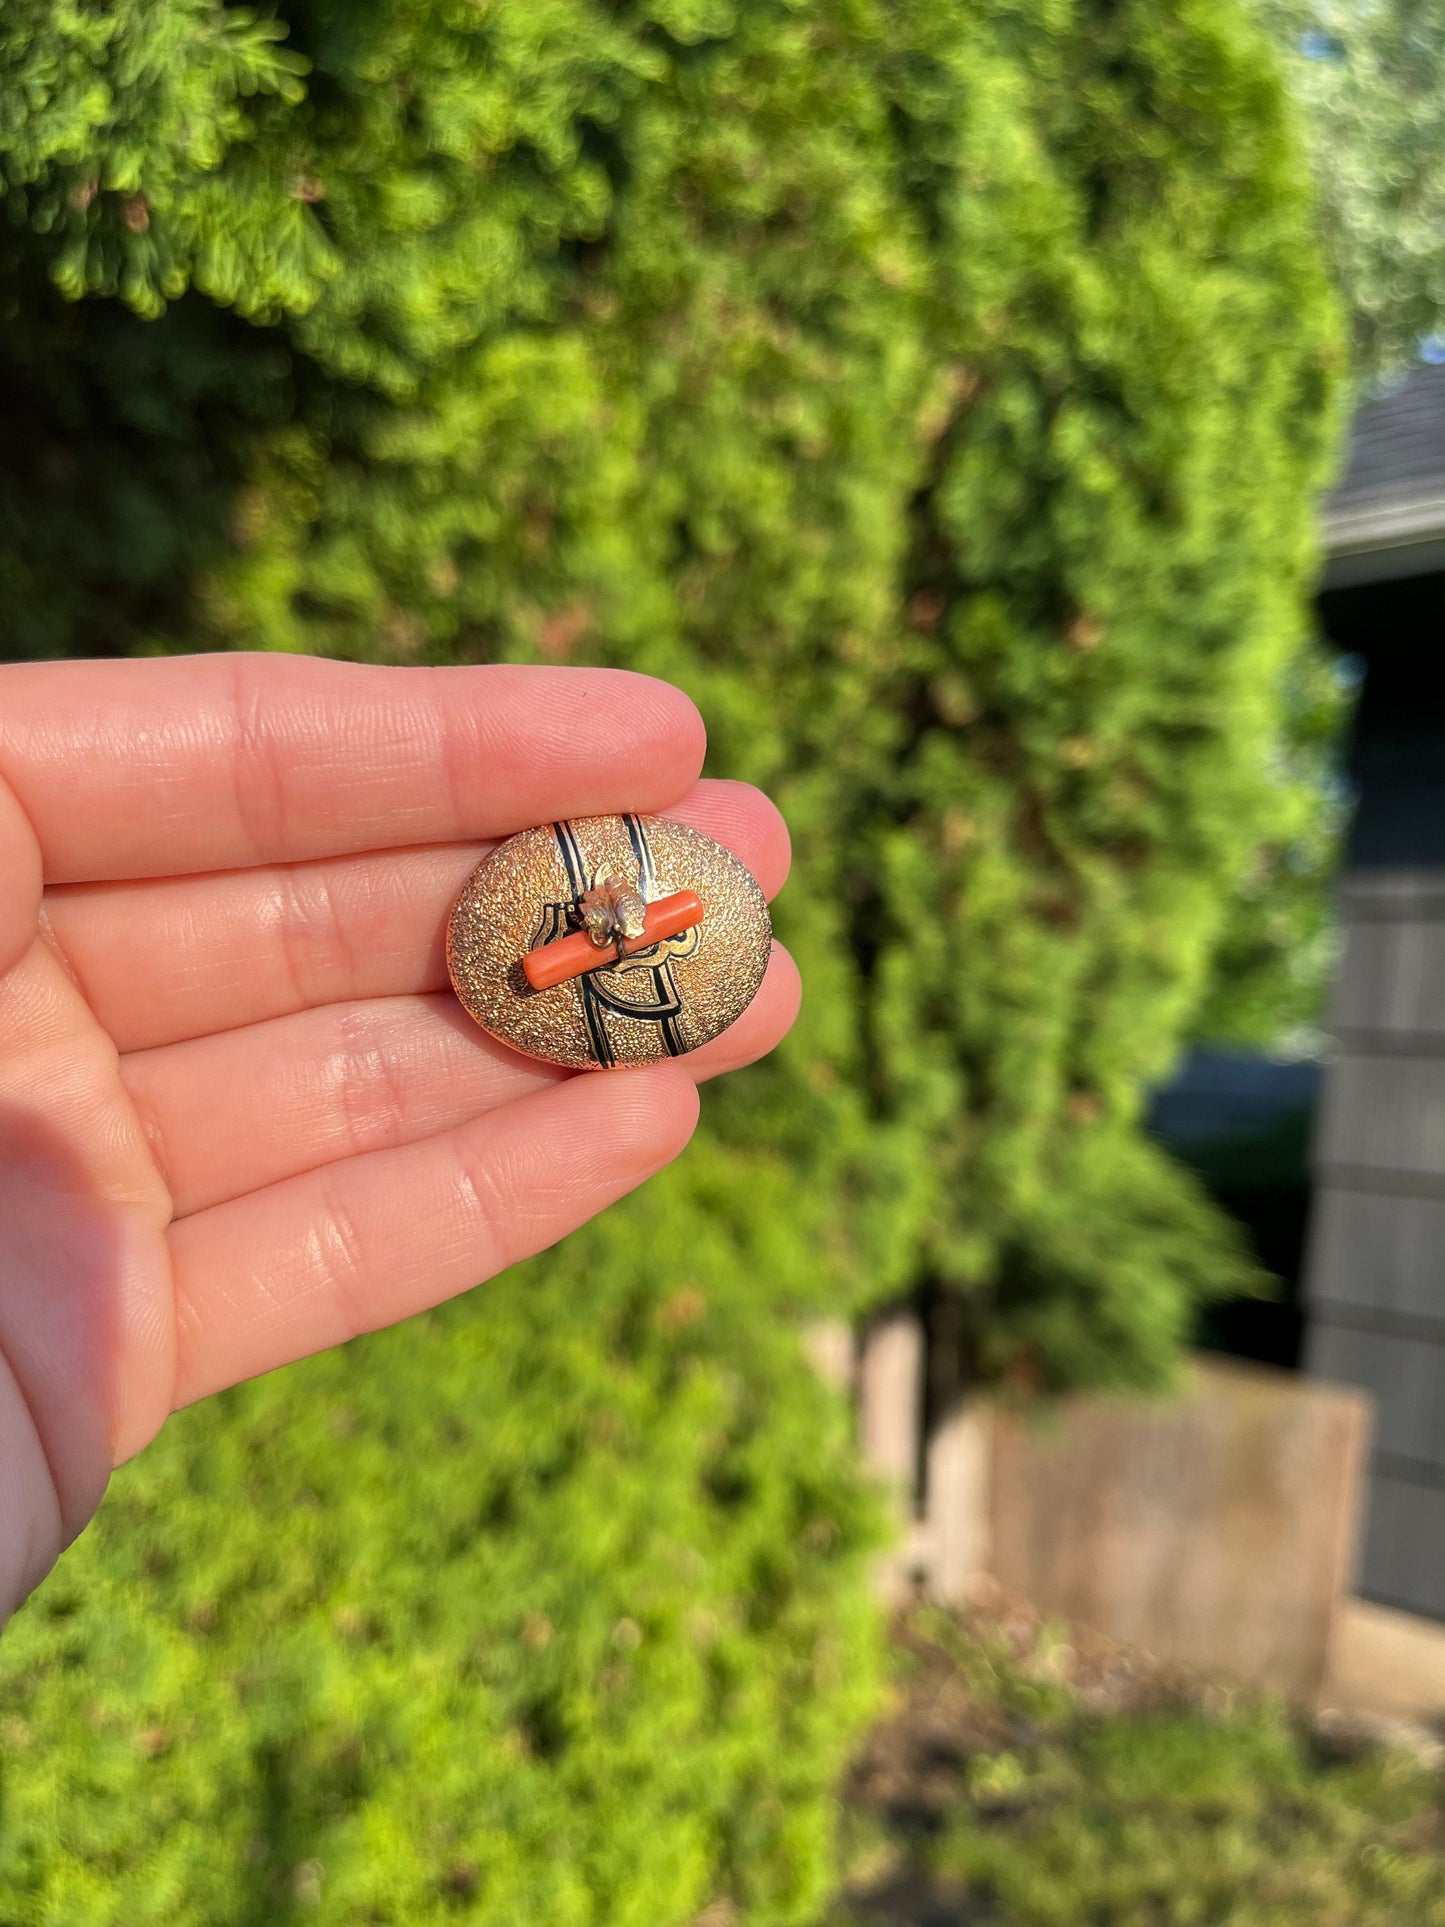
[522,890,704,991]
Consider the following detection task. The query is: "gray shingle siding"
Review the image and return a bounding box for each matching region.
[1305,868,1445,1620]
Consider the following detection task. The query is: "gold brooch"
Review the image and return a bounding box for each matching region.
[446,814,771,1069]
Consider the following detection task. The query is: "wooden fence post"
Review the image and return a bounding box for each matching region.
[859,1312,925,1601]
[924,1400,992,1603]
[801,1318,856,1394]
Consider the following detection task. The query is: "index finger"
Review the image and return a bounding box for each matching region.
[0,654,707,884]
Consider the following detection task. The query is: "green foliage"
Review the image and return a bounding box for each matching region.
[0,0,320,316]
[920,1716,1444,1925]
[1252,0,1445,381]
[927,1716,1445,1925]
[835,1611,1445,1927]
[0,0,1343,1390]
[0,1181,884,1926]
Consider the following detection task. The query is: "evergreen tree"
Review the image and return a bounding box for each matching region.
[1253,0,1445,379]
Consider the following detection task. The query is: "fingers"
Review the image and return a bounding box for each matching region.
[0,654,706,884]
[165,1063,701,1410]
[45,780,791,1053]
[0,774,42,979]
[121,946,801,1216]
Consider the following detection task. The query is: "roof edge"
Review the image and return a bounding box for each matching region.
[1322,489,1445,588]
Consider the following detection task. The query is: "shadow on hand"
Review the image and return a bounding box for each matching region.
[0,1100,136,1620]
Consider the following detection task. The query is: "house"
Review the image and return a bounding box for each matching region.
[1302,364,1445,1624]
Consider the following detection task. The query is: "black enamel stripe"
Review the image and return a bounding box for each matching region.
[553,818,589,899]
[624,814,686,1057]
[623,813,655,893]
[550,820,614,1067]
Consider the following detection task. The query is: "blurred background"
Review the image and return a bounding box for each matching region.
[0,1,1442,1921]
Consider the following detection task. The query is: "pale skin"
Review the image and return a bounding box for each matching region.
[0,654,800,1625]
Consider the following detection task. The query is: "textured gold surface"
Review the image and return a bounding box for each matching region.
[447,815,772,1070]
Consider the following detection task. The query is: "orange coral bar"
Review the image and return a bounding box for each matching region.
[522,890,704,991]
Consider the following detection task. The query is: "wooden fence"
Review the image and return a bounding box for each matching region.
[807,1312,1445,1714]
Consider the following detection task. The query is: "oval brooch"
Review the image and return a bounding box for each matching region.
[446,814,771,1070]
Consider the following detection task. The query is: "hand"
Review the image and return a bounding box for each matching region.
[0,654,798,1622]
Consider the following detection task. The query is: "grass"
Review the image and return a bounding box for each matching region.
[829,1603,1445,1927]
